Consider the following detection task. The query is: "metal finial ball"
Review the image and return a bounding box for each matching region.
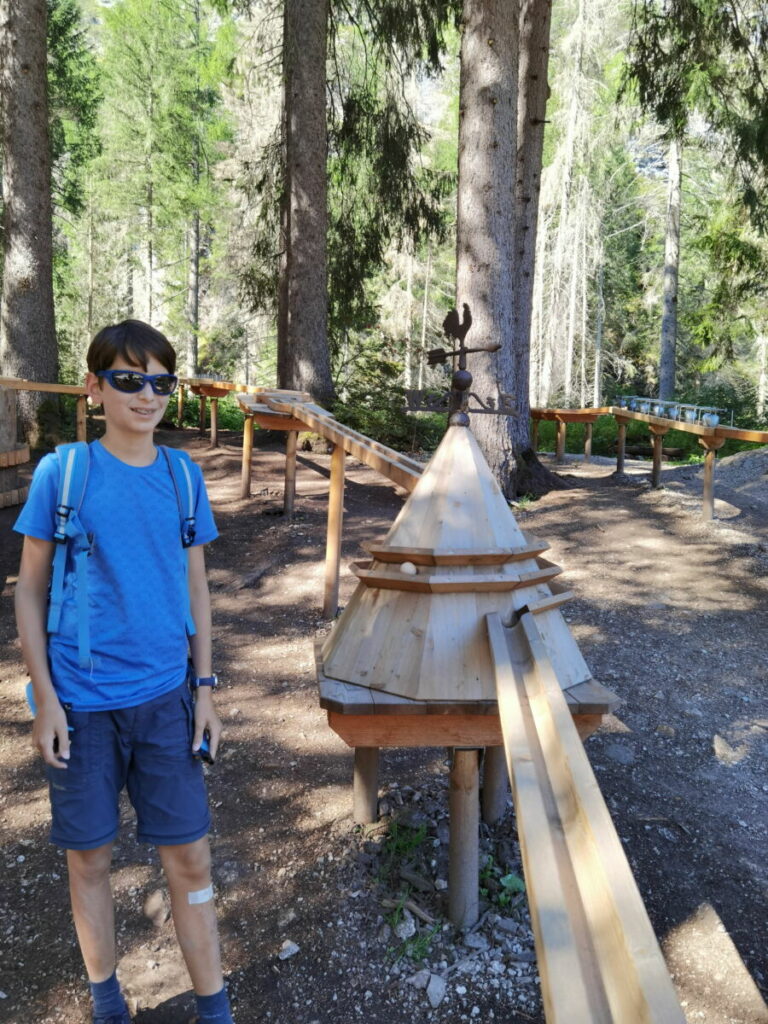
[453,369,472,391]
[449,411,470,427]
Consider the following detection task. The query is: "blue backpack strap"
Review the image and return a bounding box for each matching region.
[160,446,198,637]
[47,442,93,668]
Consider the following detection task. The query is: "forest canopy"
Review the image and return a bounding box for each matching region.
[2,0,768,442]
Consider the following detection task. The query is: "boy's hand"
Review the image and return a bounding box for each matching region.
[192,690,222,762]
[32,698,70,768]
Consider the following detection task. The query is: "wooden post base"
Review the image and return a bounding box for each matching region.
[449,748,480,929]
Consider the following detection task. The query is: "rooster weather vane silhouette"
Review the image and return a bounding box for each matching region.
[405,303,517,425]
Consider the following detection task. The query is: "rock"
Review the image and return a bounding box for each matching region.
[394,911,416,941]
[713,734,744,765]
[426,974,447,1008]
[605,743,635,766]
[142,889,169,928]
[278,908,297,928]
[463,932,489,951]
[406,969,430,989]
[655,724,676,739]
[278,939,300,960]
[399,561,418,575]
[494,917,520,935]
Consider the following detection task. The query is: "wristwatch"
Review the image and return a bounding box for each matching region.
[192,674,219,691]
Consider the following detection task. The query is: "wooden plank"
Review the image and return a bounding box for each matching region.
[563,679,620,715]
[487,611,686,1023]
[349,561,562,594]
[713,424,768,443]
[284,430,298,517]
[327,711,505,748]
[0,377,85,395]
[365,536,550,565]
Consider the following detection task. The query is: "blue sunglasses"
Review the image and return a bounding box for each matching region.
[97,369,178,396]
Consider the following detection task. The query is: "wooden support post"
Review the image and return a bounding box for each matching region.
[177,383,186,427]
[198,394,207,436]
[353,747,380,824]
[240,414,254,499]
[555,419,566,463]
[209,398,219,448]
[698,438,725,521]
[323,443,346,618]
[76,395,87,442]
[616,416,628,475]
[481,745,509,825]
[583,422,593,463]
[649,425,670,488]
[284,429,298,518]
[531,418,539,453]
[449,748,480,930]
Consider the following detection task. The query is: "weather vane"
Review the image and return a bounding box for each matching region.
[405,303,517,426]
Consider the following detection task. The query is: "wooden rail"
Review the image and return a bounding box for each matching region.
[487,611,685,1023]
[532,405,768,520]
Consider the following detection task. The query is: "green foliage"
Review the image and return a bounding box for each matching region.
[47,0,102,216]
[333,334,444,451]
[377,821,428,885]
[622,0,768,227]
[479,855,526,910]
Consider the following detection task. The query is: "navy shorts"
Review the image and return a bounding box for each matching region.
[47,682,210,850]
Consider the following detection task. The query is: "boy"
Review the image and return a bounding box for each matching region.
[14,320,234,1024]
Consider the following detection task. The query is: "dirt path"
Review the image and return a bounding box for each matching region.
[0,432,766,1023]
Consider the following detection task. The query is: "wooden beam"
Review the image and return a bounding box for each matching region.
[555,419,567,463]
[76,396,87,442]
[353,747,380,824]
[240,414,254,499]
[481,745,508,825]
[698,437,725,521]
[323,443,346,618]
[326,712,504,747]
[648,425,671,488]
[210,397,219,448]
[284,429,298,518]
[198,394,207,436]
[615,417,628,475]
[448,748,480,929]
[486,612,685,1023]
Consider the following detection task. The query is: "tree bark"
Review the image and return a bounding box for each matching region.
[0,0,57,441]
[455,0,518,492]
[659,136,682,401]
[278,0,334,406]
[514,0,553,416]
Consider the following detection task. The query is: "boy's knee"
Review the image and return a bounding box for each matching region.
[67,844,113,885]
[161,838,212,886]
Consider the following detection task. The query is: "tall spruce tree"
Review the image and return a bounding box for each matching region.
[0,0,57,440]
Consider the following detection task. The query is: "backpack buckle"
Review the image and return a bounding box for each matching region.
[53,504,73,543]
[181,518,196,548]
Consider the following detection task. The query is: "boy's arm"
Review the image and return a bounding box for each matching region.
[187,544,222,759]
[15,535,70,768]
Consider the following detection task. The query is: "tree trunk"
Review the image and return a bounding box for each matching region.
[404,246,414,388]
[757,334,767,421]
[0,0,57,441]
[187,214,200,375]
[514,0,553,417]
[417,245,432,390]
[593,258,604,406]
[279,0,334,406]
[455,0,518,492]
[659,136,682,401]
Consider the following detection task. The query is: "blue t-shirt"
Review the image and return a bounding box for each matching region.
[14,440,218,711]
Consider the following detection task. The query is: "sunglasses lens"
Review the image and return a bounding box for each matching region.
[153,375,177,395]
[112,372,146,393]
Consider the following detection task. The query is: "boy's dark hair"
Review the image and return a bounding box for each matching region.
[88,320,177,374]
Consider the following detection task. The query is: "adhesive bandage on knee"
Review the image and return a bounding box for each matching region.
[187,884,214,905]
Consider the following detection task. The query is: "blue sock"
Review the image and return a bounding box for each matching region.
[195,987,233,1023]
[90,971,126,1018]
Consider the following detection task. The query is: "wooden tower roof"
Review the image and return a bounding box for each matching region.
[320,424,591,703]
